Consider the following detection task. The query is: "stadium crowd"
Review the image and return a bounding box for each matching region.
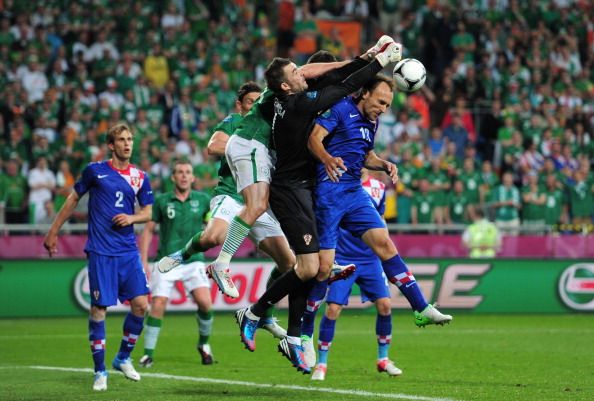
[0,0,592,233]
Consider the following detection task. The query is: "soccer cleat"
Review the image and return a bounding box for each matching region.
[207,263,239,298]
[235,307,259,351]
[278,337,311,374]
[377,359,403,376]
[198,343,214,365]
[156,250,183,273]
[366,35,394,55]
[112,356,141,381]
[328,262,356,284]
[414,304,453,327]
[301,335,316,368]
[92,370,108,391]
[375,41,403,67]
[258,317,287,339]
[311,364,327,381]
[138,355,153,368]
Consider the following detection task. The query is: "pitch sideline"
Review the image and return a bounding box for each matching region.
[7,365,464,401]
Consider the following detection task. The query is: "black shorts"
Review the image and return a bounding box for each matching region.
[269,183,319,255]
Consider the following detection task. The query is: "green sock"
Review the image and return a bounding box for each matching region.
[143,316,163,357]
[182,230,205,260]
[197,310,213,345]
[263,266,283,319]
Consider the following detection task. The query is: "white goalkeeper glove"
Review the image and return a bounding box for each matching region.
[374,41,403,67]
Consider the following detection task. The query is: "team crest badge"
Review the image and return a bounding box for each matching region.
[130,176,140,188]
[303,234,312,246]
[93,290,100,300]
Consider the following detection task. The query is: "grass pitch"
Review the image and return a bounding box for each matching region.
[0,312,592,401]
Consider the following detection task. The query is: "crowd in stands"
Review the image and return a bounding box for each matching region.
[0,0,592,234]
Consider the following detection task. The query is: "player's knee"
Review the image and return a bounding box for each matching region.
[375,237,397,259]
[201,231,223,248]
[326,304,342,320]
[376,299,391,315]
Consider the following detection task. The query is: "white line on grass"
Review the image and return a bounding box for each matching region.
[19,365,463,401]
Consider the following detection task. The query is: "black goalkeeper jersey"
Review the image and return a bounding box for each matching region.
[270,58,383,187]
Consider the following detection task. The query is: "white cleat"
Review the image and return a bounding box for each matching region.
[377,359,402,376]
[112,357,141,381]
[414,304,453,327]
[301,335,316,368]
[207,263,239,298]
[311,364,327,381]
[92,371,108,391]
[259,317,287,339]
[328,262,356,284]
[156,250,183,273]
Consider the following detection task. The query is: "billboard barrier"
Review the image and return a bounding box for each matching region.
[0,259,592,317]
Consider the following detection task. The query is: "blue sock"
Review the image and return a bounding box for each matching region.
[117,313,144,360]
[382,254,428,312]
[301,279,328,337]
[376,314,392,360]
[89,319,106,372]
[317,315,336,365]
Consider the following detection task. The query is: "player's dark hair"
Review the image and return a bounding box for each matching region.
[171,158,193,174]
[237,81,262,102]
[265,57,292,94]
[106,123,132,144]
[354,74,395,103]
[307,50,337,64]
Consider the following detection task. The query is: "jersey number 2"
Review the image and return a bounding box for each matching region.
[115,191,124,207]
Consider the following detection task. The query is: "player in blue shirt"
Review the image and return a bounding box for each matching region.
[44,123,154,391]
[299,171,402,380]
[306,75,452,335]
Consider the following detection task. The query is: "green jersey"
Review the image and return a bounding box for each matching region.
[413,192,435,224]
[568,180,593,218]
[521,186,545,222]
[152,190,211,262]
[447,192,470,224]
[234,89,274,146]
[211,113,243,203]
[544,188,565,225]
[492,185,520,221]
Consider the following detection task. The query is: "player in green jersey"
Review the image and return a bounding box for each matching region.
[138,160,214,366]
[155,82,295,337]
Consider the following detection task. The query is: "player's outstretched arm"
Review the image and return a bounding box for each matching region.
[207,131,229,157]
[364,151,398,184]
[308,123,346,182]
[112,204,152,227]
[43,190,80,257]
[299,60,350,80]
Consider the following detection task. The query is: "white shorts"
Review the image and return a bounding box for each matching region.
[150,261,210,298]
[210,195,285,244]
[225,135,274,192]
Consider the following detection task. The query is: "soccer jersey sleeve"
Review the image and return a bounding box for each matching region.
[137,174,154,206]
[315,105,340,134]
[73,164,94,197]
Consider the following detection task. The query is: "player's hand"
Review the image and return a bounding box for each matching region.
[384,161,399,184]
[112,213,134,227]
[324,156,347,182]
[375,42,403,67]
[43,232,58,257]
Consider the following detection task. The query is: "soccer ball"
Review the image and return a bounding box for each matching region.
[392,58,426,92]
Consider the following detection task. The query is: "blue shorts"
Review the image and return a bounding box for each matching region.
[327,257,390,305]
[87,252,149,307]
[315,183,386,250]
